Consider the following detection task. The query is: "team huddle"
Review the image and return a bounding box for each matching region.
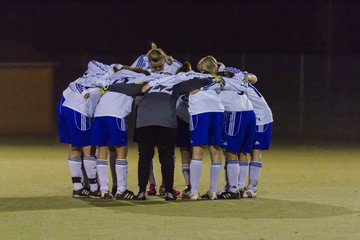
[57,43,273,201]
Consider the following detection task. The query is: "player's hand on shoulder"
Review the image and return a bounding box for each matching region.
[100,85,109,96]
[141,84,151,93]
[244,74,257,84]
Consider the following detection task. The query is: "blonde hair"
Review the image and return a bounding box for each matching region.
[176,61,192,74]
[146,42,173,67]
[197,55,219,75]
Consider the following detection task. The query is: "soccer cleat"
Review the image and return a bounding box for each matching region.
[243,189,257,198]
[201,191,218,200]
[89,190,101,198]
[100,190,113,199]
[115,189,136,200]
[136,191,147,200]
[238,188,245,198]
[185,191,201,200]
[159,186,166,197]
[217,185,229,195]
[159,186,180,197]
[181,186,191,199]
[147,184,157,196]
[164,191,177,201]
[173,188,181,197]
[72,188,90,198]
[217,191,240,200]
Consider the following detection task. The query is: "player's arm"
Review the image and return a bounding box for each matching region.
[120,65,151,75]
[107,82,145,97]
[172,77,213,100]
[131,55,147,68]
[69,82,91,99]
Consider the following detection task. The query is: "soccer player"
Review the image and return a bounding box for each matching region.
[58,60,110,198]
[145,66,225,200]
[132,42,182,75]
[198,56,257,199]
[222,65,273,198]
[175,93,192,197]
[109,72,179,201]
[131,42,182,196]
[90,66,153,199]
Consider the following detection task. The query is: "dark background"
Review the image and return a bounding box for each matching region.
[1,0,359,142]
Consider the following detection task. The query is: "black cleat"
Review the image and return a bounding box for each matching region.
[164,191,177,201]
[88,190,101,198]
[100,190,113,199]
[73,188,90,198]
[115,189,136,200]
[136,191,147,200]
[181,185,191,199]
[218,191,240,200]
[111,186,117,196]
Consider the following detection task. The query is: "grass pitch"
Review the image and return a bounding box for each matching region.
[0,137,359,240]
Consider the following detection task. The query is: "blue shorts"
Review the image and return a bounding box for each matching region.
[223,111,256,154]
[58,106,92,147]
[190,112,224,146]
[253,122,273,150]
[176,117,191,148]
[90,116,128,147]
[57,96,66,142]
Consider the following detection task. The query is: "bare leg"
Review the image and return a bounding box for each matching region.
[109,146,117,194]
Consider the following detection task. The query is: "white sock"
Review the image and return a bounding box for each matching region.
[68,157,83,190]
[83,156,98,191]
[116,159,128,193]
[238,161,249,190]
[190,159,203,194]
[226,160,239,193]
[248,161,262,190]
[96,159,108,192]
[210,163,222,193]
[149,159,157,186]
[182,164,190,186]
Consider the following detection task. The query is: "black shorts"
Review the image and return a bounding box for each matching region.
[135,126,177,145]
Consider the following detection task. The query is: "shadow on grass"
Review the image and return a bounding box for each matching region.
[0,196,357,219]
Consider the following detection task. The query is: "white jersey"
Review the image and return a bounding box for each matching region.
[246,83,273,125]
[220,73,253,112]
[62,87,101,117]
[62,60,117,117]
[94,70,154,118]
[188,89,224,115]
[223,66,273,125]
[131,54,182,75]
[147,70,223,115]
[147,71,213,88]
[219,91,253,112]
[62,86,72,99]
[62,60,111,99]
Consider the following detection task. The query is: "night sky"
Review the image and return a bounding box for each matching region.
[1,0,359,59]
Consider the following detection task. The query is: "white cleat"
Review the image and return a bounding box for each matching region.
[187,191,201,200]
[242,189,257,198]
